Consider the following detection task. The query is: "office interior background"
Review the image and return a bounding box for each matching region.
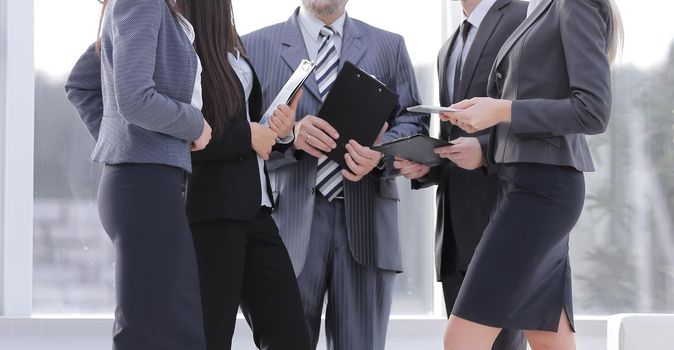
[1,0,673,348]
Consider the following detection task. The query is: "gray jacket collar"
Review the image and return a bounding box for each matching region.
[493,0,554,70]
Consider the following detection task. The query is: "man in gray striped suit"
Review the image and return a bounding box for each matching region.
[242,1,428,349]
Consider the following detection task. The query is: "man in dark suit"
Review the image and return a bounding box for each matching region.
[242,1,428,349]
[395,0,528,349]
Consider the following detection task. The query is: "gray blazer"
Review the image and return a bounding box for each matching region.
[242,9,428,274]
[65,0,204,172]
[487,0,613,172]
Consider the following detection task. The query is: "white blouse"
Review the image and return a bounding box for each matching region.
[176,15,204,110]
[228,50,273,208]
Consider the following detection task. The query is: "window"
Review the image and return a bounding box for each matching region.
[33,0,111,314]
[569,0,674,315]
[31,0,444,316]
[30,0,674,318]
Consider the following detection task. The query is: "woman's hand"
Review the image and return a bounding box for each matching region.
[439,97,512,133]
[191,119,212,151]
[250,122,277,160]
[433,137,485,170]
[269,90,303,139]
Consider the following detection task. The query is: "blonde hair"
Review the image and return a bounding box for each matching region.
[607,0,624,64]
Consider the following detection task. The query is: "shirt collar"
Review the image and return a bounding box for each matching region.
[298,6,347,41]
[462,0,498,29]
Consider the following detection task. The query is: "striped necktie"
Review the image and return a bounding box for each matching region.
[315,26,343,201]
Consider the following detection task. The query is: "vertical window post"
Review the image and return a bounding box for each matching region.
[0,0,35,317]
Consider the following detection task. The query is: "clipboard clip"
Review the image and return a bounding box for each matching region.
[354,72,383,93]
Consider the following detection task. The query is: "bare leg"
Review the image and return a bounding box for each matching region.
[525,311,576,350]
[444,315,501,350]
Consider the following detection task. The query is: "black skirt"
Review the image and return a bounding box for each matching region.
[452,163,584,332]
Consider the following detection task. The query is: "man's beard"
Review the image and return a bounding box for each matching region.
[302,0,347,17]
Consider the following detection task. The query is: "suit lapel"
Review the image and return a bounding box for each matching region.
[340,16,366,68]
[493,0,553,70]
[439,30,459,106]
[243,55,263,123]
[281,11,322,102]
[456,9,504,101]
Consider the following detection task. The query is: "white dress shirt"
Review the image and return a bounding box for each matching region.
[527,0,543,16]
[297,6,347,62]
[445,0,499,102]
[228,51,273,208]
[176,15,204,110]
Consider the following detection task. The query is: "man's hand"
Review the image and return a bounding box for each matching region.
[293,115,339,158]
[393,157,431,180]
[434,137,485,170]
[341,140,383,182]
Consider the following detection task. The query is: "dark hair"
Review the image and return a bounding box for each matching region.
[177,0,244,134]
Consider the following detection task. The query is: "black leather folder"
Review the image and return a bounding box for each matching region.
[372,134,452,166]
[318,61,399,169]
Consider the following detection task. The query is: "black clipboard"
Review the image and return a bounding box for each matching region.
[318,61,399,169]
[372,134,453,166]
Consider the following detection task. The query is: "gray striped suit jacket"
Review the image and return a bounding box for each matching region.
[242,9,429,275]
[65,0,204,172]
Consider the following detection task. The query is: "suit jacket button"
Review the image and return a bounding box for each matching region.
[239,156,245,161]
[310,187,316,195]
[496,71,503,79]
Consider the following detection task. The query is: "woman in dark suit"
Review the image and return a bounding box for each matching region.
[440,0,623,348]
[179,1,311,349]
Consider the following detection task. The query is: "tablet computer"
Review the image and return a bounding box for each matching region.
[372,134,453,166]
[407,105,462,114]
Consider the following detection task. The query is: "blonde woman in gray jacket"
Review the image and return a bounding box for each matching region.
[440,0,623,349]
[65,0,211,348]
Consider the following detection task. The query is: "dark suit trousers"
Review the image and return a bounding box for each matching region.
[190,209,311,350]
[297,195,396,350]
[97,164,206,350]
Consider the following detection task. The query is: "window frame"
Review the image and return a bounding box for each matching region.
[0,0,35,317]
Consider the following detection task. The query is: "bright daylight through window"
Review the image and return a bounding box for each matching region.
[31,0,674,317]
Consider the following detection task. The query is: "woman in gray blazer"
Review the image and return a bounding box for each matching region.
[65,0,211,348]
[439,0,623,349]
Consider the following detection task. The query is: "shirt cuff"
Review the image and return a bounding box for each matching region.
[276,131,295,145]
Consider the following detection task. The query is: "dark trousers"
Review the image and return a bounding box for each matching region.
[190,209,311,350]
[98,164,206,350]
[297,195,396,350]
